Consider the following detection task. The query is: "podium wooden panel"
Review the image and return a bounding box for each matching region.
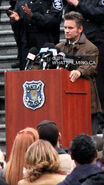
[5,68,91,158]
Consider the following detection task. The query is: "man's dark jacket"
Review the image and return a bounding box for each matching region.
[57,164,102,185]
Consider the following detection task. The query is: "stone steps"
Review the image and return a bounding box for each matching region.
[0,0,16,152]
[0,55,18,69]
[0,30,15,42]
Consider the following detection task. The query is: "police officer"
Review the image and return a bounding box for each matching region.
[65,0,104,130]
[7,0,25,69]
[9,0,63,70]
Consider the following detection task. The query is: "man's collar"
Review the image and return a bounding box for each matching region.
[65,33,86,46]
[68,39,79,45]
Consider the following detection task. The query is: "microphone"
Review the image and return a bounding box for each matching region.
[41,50,53,70]
[25,47,38,70]
[43,48,58,69]
[39,43,58,69]
[53,49,74,70]
[53,50,66,69]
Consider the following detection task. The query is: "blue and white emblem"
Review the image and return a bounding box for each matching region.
[53,0,63,10]
[23,80,45,110]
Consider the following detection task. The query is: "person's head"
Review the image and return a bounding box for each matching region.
[37,120,59,147]
[92,135,104,169]
[64,11,83,42]
[70,134,97,165]
[92,135,104,152]
[5,127,39,185]
[24,139,61,182]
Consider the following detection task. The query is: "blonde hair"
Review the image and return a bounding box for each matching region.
[5,127,39,185]
[25,139,61,182]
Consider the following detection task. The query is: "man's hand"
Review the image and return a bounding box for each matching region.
[22,4,33,17]
[69,70,81,82]
[9,10,20,21]
[66,0,79,6]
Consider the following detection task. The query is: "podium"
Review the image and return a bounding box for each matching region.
[5,68,91,158]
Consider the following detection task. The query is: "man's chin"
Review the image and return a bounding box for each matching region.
[66,37,71,40]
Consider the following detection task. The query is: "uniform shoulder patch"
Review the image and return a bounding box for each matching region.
[99,0,104,6]
[53,0,63,10]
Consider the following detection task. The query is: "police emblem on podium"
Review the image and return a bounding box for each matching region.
[23,80,45,110]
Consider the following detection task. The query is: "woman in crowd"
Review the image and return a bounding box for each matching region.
[4,127,39,185]
[18,139,66,185]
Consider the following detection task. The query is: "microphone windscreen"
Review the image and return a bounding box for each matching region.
[49,48,57,56]
[55,46,61,54]
[39,47,49,53]
[42,42,55,49]
[27,47,38,61]
[58,52,65,57]
[29,47,38,55]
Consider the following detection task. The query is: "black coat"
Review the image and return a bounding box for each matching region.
[9,0,17,9]
[57,164,102,185]
[0,178,9,185]
[11,0,63,69]
[15,0,63,51]
[65,0,104,44]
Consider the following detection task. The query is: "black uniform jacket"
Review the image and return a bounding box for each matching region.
[15,0,63,50]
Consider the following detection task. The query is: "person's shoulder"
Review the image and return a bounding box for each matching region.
[82,171,104,185]
[80,34,99,55]
[86,39,98,50]
[47,173,66,184]
[84,34,98,51]
[41,173,66,180]
[56,41,65,48]
[18,179,28,185]
[35,173,66,185]
[59,154,76,174]
[18,174,66,185]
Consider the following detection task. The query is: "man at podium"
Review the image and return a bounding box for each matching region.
[56,11,101,135]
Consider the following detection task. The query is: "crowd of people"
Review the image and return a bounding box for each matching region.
[0,120,104,185]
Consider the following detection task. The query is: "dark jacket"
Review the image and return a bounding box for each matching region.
[65,0,104,44]
[11,0,63,69]
[57,164,102,185]
[0,178,9,185]
[82,171,104,185]
[9,0,17,9]
[15,0,63,51]
[56,33,101,114]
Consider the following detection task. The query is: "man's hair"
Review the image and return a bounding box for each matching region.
[37,120,59,147]
[70,134,97,164]
[64,11,84,28]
